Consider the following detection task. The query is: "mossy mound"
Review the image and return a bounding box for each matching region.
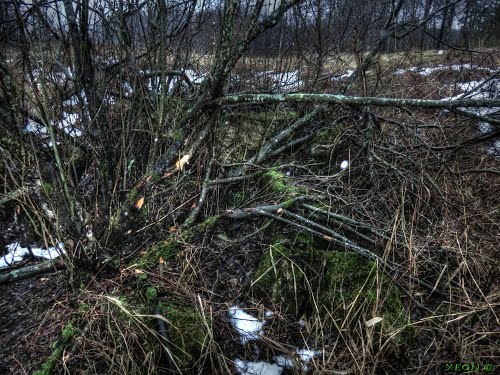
[161,303,207,371]
[251,237,412,356]
[251,241,309,316]
[260,168,301,196]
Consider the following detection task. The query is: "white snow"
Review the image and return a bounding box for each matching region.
[228,306,320,374]
[454,80,484,92]
[234,359,282,375]
[31,67,75,87]
[274,348,320,372]
[478,122,493,134]
[441,78,500,116]
[54,112,82,137]
[23,119,48,137]
[0,242,65,269]
[331,69,354,81]
[184,69,205,85]
[487,140,500,157]
[63,95,80,107]
[105,95,116,104]
[234,348,320,375]
[254,70,303,93]
[394,64,496,77]
[229,306,265,344]
[123,81,134,96]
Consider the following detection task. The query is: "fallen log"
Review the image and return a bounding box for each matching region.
[0,259,65,284]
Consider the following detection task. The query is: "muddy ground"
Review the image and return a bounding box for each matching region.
[0,268,70,375]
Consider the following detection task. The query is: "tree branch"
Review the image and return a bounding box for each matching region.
[217,93,500,109]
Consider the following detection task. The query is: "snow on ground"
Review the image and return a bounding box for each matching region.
[453,80,485,92]
[123,81,134,96]
[31,67,74,87]
[62,91,89,108]
[488,140,500,157]
[331,69,354,81]
[234,348,320,375]
[441,77,500,117]
[228,306,265,344]
[229,306,320,374]
[24,112,83,142]
[274,348,320,372]
[184,69,205,85]
[394,64,496,76]
[254,70,303,93]
[0,242,65,269]
[56,112,82,137]
[440,77,500,158]
[142,68,205,94]
[234,359,283,375]
[23,119,48,137]
[443,91,500,116]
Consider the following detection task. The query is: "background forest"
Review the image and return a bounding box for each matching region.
[0,0,499,374]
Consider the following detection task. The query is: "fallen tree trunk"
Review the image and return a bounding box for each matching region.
[0,259,65,284]
[216,93,500,109]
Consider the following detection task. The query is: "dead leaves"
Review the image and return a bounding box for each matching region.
[163,154,191,178]
[175,154,190,171]
[134,196,145,209]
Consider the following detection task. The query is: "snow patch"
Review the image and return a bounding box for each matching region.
[184,69,205,85]
[331,69,354,81]
[23,119,48,137]
[274,348,320,372]
[254,70,303,93]
[229,306,265,344]
[53,112,82,137]
[394,64,496,77]
[234,359,282,375]
[0,242,65,269]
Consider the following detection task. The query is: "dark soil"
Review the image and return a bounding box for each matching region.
[0,269,70,375]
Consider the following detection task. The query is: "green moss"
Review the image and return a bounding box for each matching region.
[41,182,53,195]
[244,110,298,123]
[137,216,220,269]
[62,322,74,341]
[251,238,412,356]
[138,238,179,268]
[263,169,298,195]
[33,360,53,375]
[309,125,347,168]
[199,215,219,229]
[225,190,247,207]
[76,302,90,315]
[33,320,75,375]
[172,128,183,141]
[146,287,158,302]
[251,240,308,315]
[224,109,298,124]
[162,303,207,370]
